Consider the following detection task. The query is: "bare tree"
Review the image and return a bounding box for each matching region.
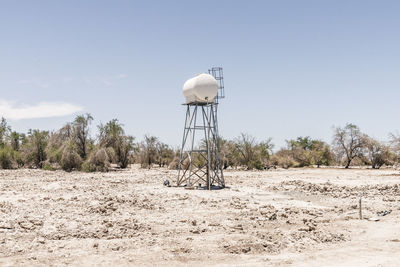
[332,123,365,168]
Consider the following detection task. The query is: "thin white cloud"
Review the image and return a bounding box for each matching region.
[17,79,50,88]
[0,100,83,120]
[115,73,127,79]
[83,73,128,87]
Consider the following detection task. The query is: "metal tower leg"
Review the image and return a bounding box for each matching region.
[177,103,224,189]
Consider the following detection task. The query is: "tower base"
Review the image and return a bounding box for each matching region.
[177,102,224,190]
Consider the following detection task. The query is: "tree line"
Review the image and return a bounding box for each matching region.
[0,116,399,171]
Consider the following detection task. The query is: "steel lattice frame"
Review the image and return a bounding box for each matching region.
[177,102,225,189]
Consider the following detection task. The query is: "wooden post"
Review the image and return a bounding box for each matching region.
[359,194,362,220]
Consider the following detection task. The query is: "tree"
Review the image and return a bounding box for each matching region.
[98,119,124,148]
[155,141,174,167]
[287,136,314,151]
[332,123,365,168]
[234,133,257,169]
[114,135,134,168]
[233,133,274,170]
[10,131,24,151]
[257,139,274,167]
[311,140,334,167]
[364,136,395,169]
[45,123,74,166]
[138,135,158,168]
[21,130,49,168]
[285,137,334,167]
[219,138,238,169]
[389,132,400,160]
[98,119,134,168]
[72,113,93,159]
[0,117,10,148]
[60,142,82,172]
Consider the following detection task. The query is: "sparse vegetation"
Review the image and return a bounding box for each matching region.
[0,116,396,171]
[333,123,365,168]
[98,119,134,169]
[21,129,49,168]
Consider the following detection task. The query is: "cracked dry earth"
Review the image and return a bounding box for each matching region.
[0,166,400,266]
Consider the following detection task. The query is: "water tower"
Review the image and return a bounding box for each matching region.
[177,67,225,189]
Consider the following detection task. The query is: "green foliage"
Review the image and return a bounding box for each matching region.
[232,133,274,170]
[282,137,334,168]
[21,130,49,168]
[0,145,23,169]
[363,136,395,169]
[137,135,159,168]
[155,141,174,167]
[333,123,365,168]
[98,119,134,168]
[0,146,14,169]
[42,162,55,171]
[270,150,298,169]
[2,115,400,173]
[60,143,82,172]
[10,131,25,151]
[0,117,11,148]
[72,113,93,159]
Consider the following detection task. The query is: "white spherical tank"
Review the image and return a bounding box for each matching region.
[183,73,218,103]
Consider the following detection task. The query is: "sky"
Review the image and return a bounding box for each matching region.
[1,0,400,149]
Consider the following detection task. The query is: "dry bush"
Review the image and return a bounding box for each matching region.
[60,144,82,172]
[105,147,116,163]
[270,150,298,169]
[168,156,180,169]
[82,148,110,172]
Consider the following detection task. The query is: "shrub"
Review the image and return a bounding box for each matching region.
[232,133,274,170]
[98,119,134,168]
[42,162,55,171]
[60,145,82,172]
[0,147,13,169]
[0,146,24,169]
[82,148,110,172]
[364,136,396,169]
[270,150,298,169]
[21,130,49,168]
[333,123,365,168]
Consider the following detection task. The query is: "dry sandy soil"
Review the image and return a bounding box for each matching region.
[0,166,399,266]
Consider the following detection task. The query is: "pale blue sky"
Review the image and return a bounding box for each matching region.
[1,0,400,148]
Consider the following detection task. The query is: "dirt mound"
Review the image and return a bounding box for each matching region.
[271,180,400,199]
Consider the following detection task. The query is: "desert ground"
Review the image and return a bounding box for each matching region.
[0,166,399,266]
